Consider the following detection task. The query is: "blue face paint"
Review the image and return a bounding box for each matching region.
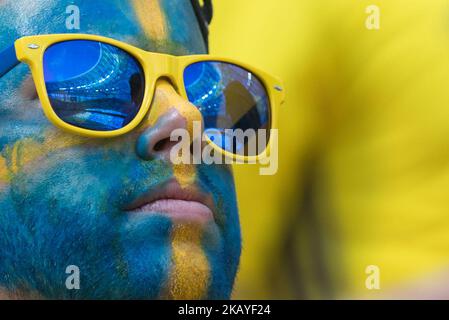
[197,164,241,299]
[160,0,206,51]
[0,0,240,299]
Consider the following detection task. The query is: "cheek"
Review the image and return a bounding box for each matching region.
[3,131,175,211]
[0,69,51,147]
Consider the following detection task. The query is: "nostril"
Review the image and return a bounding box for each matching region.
[136,107,196,161]
[153,137,181,153]
[154,138,171,152]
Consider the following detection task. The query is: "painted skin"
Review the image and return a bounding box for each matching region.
[0,0,241,299]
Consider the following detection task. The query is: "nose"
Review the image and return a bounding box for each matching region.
[136,79,203,161]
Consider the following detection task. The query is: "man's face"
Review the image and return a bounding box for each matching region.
[0,0,241,299]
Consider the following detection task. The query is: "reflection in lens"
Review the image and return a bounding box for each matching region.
[43,40,145,131]
[184,61,270,156]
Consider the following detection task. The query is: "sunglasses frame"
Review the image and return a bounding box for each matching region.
[13,34,285,162]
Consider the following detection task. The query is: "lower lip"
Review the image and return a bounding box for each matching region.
[128,199,214,224]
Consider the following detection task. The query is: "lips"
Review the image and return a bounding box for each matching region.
[124,180,215,224]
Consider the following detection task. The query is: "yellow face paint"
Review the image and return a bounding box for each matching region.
[141,80,203,188]
[144,80,203,134]
[163,223,210,300]
[132,0,167,42]
[173,164,196,189]
[0,156,9,186]
[1,129,89,179]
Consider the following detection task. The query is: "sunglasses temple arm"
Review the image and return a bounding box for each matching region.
[0,44,20,78]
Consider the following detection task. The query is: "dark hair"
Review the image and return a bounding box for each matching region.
[190,0,213,51]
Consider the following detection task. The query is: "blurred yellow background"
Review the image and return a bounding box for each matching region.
[210,0,449,299]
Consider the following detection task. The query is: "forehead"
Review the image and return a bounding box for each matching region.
[0,0,206,55]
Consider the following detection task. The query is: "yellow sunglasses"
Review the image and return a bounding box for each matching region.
[0,34,284,161]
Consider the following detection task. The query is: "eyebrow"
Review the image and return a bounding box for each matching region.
[0,43,20,78]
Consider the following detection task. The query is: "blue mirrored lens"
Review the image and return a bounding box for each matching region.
[184,61,270,156]
[43,40,145,131]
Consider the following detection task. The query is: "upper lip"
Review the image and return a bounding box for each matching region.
[123,180,216,219]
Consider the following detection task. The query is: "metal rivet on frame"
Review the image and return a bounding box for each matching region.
[274,85,283,92]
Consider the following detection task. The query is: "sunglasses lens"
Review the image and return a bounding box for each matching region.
[43,40,145,131]
[184,61,270,156]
